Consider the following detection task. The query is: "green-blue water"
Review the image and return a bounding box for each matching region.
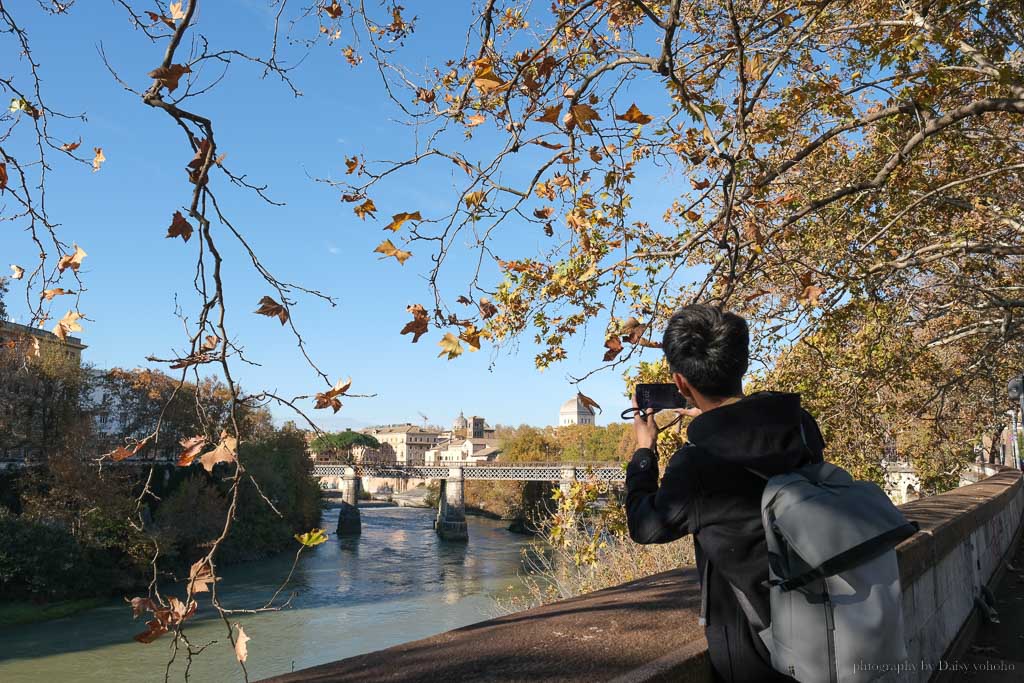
[0,506,532,682]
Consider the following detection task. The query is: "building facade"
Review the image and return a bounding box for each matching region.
[559,395,596,426]
[364,424,443,465]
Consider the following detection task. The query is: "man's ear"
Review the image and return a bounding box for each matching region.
[672,373,693,401]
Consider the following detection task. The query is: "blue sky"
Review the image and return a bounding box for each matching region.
[1,2,684,430]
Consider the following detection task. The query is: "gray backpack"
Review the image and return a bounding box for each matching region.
[738,461,918,683]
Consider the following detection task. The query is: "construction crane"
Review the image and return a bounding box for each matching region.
[417,411,429,429]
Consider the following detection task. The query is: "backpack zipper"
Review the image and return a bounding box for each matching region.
[823,583,838,683]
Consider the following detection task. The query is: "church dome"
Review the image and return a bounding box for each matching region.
[453,411,468,430]
[560,396,595,415]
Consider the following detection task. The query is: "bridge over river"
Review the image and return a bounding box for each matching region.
[312,460,625,541]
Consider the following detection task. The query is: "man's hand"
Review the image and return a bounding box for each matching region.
[632,393,658,450]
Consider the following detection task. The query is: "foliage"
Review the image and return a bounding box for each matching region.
[499,480,692,612]
[309,430,380,454]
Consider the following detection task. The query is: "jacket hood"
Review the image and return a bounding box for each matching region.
[686,391,824,475]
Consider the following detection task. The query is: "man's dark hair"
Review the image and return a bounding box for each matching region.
[662,305,749,398]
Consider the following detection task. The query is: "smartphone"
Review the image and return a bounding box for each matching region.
[635,383,691,412]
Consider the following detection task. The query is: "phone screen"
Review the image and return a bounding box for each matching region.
[635,383,690,412]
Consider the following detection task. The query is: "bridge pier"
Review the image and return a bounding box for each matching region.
[559,466,577,497]
[336,466,361,536]
[435,467,468,542]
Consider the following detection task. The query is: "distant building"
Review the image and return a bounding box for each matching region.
[447,411,494,440]
[425,437,501,465]
[364,424,442,465]
[559,395,595,426]
[882,457,921,504]
[0,320,86,365]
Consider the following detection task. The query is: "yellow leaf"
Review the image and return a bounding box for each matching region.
[10,264,24,280]
[472,63,509,93]
[294,528,329,547]
[169,1,186,21]
[92,147,106,172]
[437,332,464,360]
[466,113,486,127]
[464,190,486,209]
[374,239,412,264]
[384,211,422,232]
[53,310,83,341]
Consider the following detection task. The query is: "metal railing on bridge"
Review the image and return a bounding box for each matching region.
[311,459,626,483]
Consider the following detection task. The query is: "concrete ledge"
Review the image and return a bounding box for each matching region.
[261,467,1023,683]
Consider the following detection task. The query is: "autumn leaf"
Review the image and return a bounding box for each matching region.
[295,528,329,547]
[111,435,151,462]
[438,332,464,360]
[416,87,436,103]
[234,624,251,663]
[169,1,186,20]
[459,325,487,351]
[57,244,87,273]
[176,436,208,467]
[315,377,352,413]
[345,156,360,174]
[92,148,105,172]
[799,284,826,307]
[401,303,429,342]
[536,104,562,124]
[9,97,40,118]
[145,11,175,29]
[603,335,623,361]
[478,298,498,319]
[188,558,217,594]
[166,211,193,242]
[577,391,602,414]
[472,61,509,93]
[564,104,602,133]
[354,198,377,220]
[0,162,6,191]
[384,211,422,232]
[746,53,765,81]
[533,207,555,220]
[464,190,486,209]
[10,264,24,280]
[466,113,486,127]
[254,295,289,325]
[616,103,653,125]
[452,156,473,175]
[323,1,343,19]
[61,139,82,152]
[691,178,710,190]
[148,64,192,93]
[41,288,74,301]
[53,310,83,342]
[201,334,220,352]
[374,239,412,264]
[200,432,238,472]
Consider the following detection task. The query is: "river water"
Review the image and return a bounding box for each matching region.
[0,506,533,682]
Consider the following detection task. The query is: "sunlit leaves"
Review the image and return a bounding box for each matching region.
[57,244,87,273]
[354,198,377,220]
[92,147,105,172]
[478,297,498,319]
[471,58,509,93]
[563,104,601,133]
[464,190,486,209]
[148,64,192,93]
[254,295,289,325]
[384,211,421,232]
[295,528,329,547]
[466,113,486,127]
[41,287,73,301]
[10,264,24,280]
[130,595,196,644]
[188,558,218,595]
[536,104,562,124]
[111,435,151,462]
[168,1,186,21]
[9,97,40,119]
[176,436,208,467]
[166,211,193,242]
[401,303,429,342]
[60,139,82,152]
[374,238,412,264]
[52,310,83,341]
[437,332,463,359]
[315,377,351,413]
[615,103,652,125]
[198,432,238,472]
[345,156,360,174]
[234,625,251,663]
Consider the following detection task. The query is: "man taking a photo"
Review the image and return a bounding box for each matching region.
[626,304,826,683]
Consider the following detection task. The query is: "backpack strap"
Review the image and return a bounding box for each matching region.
[698,558,769,632]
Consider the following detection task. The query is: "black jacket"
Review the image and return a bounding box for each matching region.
[625,392,825,683]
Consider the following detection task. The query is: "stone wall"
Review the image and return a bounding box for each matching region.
[262,466,1023,683]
